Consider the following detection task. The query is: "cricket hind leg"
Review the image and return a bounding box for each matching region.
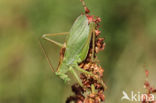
[40,41,56,72]
[91,27,96,62]
[40,32,69,72]
[41,32,69,47]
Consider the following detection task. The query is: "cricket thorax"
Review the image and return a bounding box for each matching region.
[55,72,70,82]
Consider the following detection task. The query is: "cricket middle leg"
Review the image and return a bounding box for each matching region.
[74,65,107,90]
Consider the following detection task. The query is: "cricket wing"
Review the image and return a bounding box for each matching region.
[64,15,90,65]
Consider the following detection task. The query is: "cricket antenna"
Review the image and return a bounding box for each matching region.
[80,0,90,14]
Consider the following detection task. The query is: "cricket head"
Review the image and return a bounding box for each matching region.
[56,72,70,83]
[56,62,71,83]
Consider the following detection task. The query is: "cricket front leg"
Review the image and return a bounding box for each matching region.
[41,32,69,47]
[69,67,83,86]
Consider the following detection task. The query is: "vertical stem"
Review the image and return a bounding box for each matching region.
[80,0,86,8]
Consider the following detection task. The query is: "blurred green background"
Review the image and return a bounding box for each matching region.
[0,0,156,103]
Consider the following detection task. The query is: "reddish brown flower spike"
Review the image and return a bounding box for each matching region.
[86,15,94,23]
[144,81,150,88]
[152,89,156,93]
[96,17,101,23]
[95,30,101,36]
[145,70,149,77]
